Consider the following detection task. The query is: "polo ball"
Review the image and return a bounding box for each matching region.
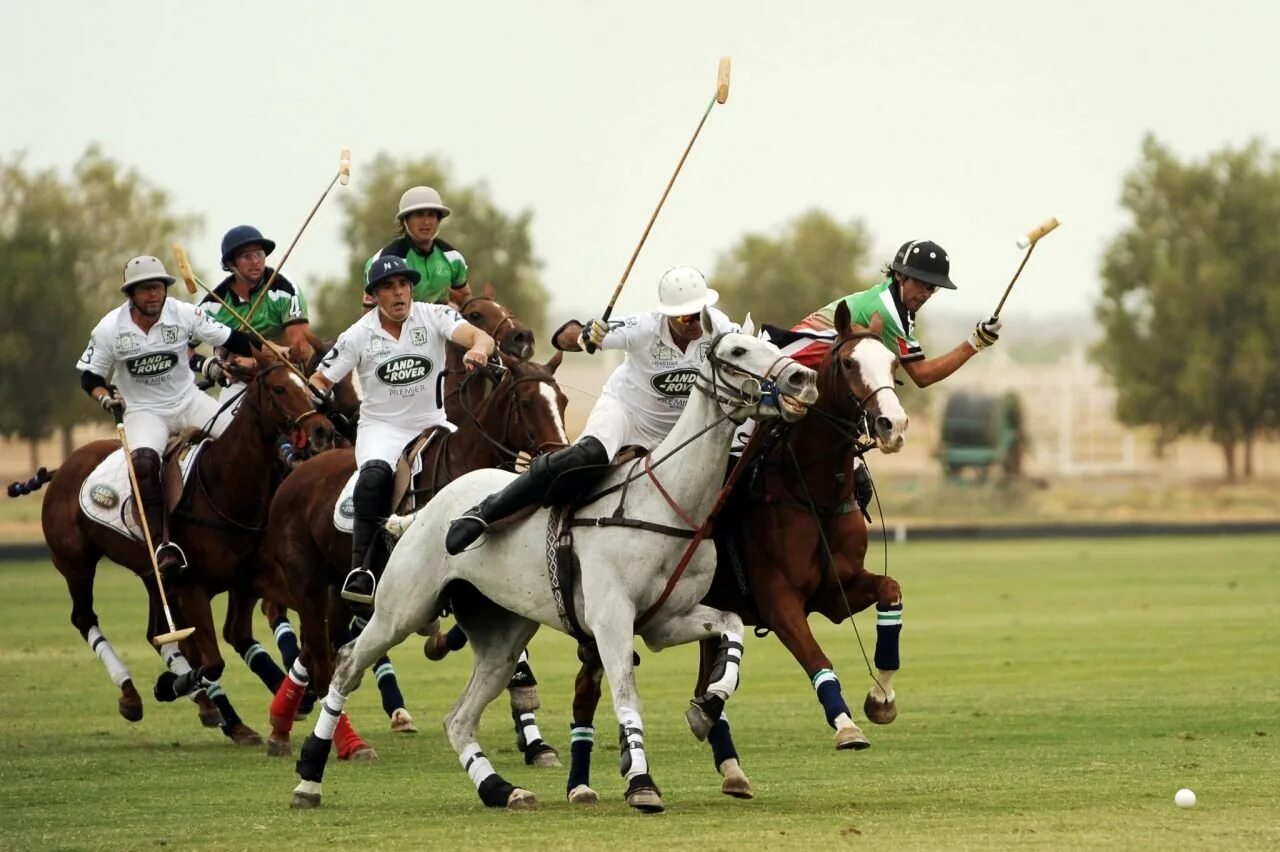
[1174,788,1196,808]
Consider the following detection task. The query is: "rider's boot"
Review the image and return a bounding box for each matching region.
[853,459,875,523]
[341,460,394,607]
[133,448,186,578]
[446,437,609,555]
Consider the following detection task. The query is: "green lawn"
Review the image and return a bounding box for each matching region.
[1,537,1277,850]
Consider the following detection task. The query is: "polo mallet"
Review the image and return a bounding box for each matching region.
[992,216,1061,317]
[242,147,352,326]
[586,58,731,353]
[173,244,309,385]
[112,409,195,646]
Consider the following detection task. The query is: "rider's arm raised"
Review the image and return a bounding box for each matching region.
[900,342,978,388]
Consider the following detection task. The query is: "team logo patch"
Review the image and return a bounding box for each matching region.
[697,341,711,361]
[339,497,355,519]
[125,352,179,378]
[375,354,433,386]
[161,326,180,344]
[117,335,138,353]
[89,484,119,509]
[653,343,678,362]
[650,368,699,398]
[411,327,428,346]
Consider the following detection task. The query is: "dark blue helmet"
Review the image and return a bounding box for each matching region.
[220,225,276,270]
[364,255,422,294]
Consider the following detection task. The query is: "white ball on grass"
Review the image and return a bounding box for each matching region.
[1174,788,1197,808]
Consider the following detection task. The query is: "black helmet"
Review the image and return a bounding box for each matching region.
[220,225,276,270]
[889,239,957,290]
[364,255,422,295]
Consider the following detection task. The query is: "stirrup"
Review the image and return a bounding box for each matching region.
[155,542,188,576]
[340,568,376,605]
[446,513,489,554]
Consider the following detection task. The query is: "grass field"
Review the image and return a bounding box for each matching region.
[1,537,1277,850]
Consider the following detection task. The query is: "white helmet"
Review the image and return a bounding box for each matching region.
[120,255,176,293]
[397,185,451,220]
[657,266,718,316]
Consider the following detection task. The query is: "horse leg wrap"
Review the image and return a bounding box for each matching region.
[313,685,349,741]
[625,773,661,798]
[462,743,513,806]
[617,718,649,780]
[240,641,285,693]
[153,666,205,702]
[567,724,594,794]
[373,658,406,717]
[445,624,468,651]
[704,633,743,700]
[333,713,368,759]
[874,603,903,671]
[296,734,333,783]
[202,679,244,734]
[87,626,131,688]
[477,774,517,809]
[270,662,309,733]
[707,714,740,769]
[271,617,300,670]
[812,668,852,729]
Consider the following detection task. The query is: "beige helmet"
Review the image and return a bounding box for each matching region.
[397,186,451,220]
[657,266,718,316]
[120,255,176,293]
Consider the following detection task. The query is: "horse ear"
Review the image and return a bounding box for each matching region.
[868,312,884,336]
[834,300,852,337]
[545,350,563,374]
[482,281,496,300]
[741,312,755,337]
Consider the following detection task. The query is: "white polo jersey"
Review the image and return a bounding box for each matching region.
[76,299,233,414]
[596,308,736,438]
[319,302,466,431]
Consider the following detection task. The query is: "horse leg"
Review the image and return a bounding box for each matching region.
[764,584,870,750]
[56,553,143,722]
[423,622,469,661]
[177,585,262,747]
[291,606,412,808]
[442,602,539,811]
[142,574,220,726]
[267,605,320,758]
[350,614,416,733]
[565,643,604,804]
[224,585,285,695]
[588,605,663,814]
[323,617,377,760]
[863,574,903,725]
[693,637,753,799]
[508,648,559,767]
[640,605,746,744]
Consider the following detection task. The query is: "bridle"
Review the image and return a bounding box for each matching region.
[805,331,899,449]
[459,296,521,347]
[699,331,797,421]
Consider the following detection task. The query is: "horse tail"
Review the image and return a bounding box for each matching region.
[7,466,55,498]
[384,511,418,539]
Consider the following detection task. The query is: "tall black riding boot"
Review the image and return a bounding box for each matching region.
[342,460,393,607]
[132,448,185,577]
[446,437,609,555]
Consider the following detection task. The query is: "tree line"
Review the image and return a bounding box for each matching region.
[2,137,1277,478]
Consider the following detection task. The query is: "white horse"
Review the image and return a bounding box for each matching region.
[289,310,818,813]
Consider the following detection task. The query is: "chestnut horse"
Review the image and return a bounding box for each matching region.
[18,350,334,743]
[564,302,910,802]
[255,350,569,759]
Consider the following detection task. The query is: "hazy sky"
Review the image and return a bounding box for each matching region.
[5,1,1274,327]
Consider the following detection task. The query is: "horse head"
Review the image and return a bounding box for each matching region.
[825,302,909,453]
[245,348,336,455]
[458,283,535,361]
[483,351,570,460]
[704,309,818,423]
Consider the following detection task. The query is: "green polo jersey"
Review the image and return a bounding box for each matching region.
[200,270,308,342]
[363,237,468,306]
[799,279,924,362]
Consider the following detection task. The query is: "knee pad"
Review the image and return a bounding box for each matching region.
[353,460,394,519]
[131,448,162,481]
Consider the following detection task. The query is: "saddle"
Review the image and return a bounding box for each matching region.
[333,427,449,532]
[81,430,209,543]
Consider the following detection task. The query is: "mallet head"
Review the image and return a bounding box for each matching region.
[716,57,731,104]
[1016,216,1061,250]
[172,244,198,295]
[339,146,351,186]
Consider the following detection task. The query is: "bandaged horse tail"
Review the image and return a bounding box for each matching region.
[7,467,54,498]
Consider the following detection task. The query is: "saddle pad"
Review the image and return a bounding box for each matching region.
[333,451,425,534]
[79,441,209,541]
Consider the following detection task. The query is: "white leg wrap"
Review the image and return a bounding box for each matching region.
[314,685,349,740]
[516,712,543,745]
[618,709,648,780]
[460,742,496,789]
[159,641,192,676]
[706,631,743,700]
[288,659,310,686]
[88,626,131,688]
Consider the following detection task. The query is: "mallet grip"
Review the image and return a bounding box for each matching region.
[173,244,198,295]
[1015,216,1061,249]
[716,57,731,104]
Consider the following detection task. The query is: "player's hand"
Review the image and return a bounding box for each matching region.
[99,389,125,414]
[462,347,488,371]
[578,318,611,351]
[967,316,1003,351]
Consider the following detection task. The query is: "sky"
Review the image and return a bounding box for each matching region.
[3,0,1275,328]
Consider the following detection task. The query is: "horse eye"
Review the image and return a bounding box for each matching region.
[272,385,285,395]
[467,312,483,321]
[842,358,855,369]
[731,346,746,357]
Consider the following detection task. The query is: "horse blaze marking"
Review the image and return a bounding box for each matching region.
[650,369,698,398]
[125,353,178,377]
[375,355,432,386]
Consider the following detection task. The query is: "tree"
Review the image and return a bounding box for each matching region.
[1095,135,1280,479]
[0,147,203,461]
[310,152,548,339]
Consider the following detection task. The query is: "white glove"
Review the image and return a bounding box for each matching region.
[201,356,228,384]
[967,316,1003,351]
[98,389,125,414]
[578,318,611,351]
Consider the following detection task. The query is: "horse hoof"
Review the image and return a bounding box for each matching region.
[684,705,714,741]
[390,708,418,733]
[265,736,291,758]
[567,784,599,805]
[345,745,379,762]
[529,747,561,769]
[118,680,143,723]
[290,787,321,810]
[834,726,872,750]
[507,788,539,810]
[626,788,665,813]
[719,759,754,799]
[228,724,265,747]
[422,632,451,661]
[195,693,223,728]
[864,693,898,725]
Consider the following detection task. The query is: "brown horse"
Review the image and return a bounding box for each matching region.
[19,350,334,743]
[563,301,910,801]
[256,350,569,759]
